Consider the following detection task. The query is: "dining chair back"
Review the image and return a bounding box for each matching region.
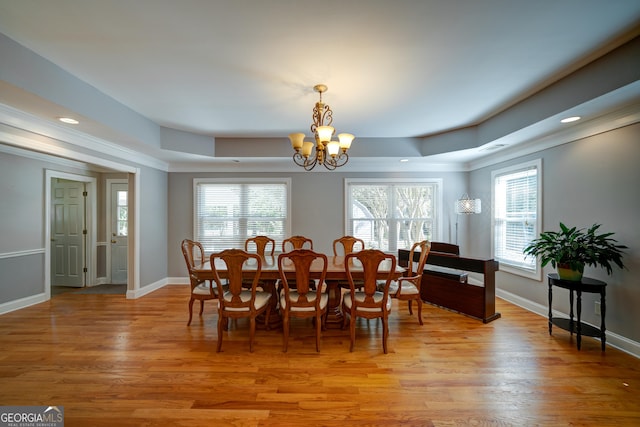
[181,239,220,326]
[342,249,397,353]
[384,240,431,325]
[332,235,365,256]
[277,249,328,352]
[333,235,366,290]
[282,235,313,251]
[210,249,271,352]
[245,235,275,257]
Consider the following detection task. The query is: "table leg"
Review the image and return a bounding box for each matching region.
[600,290,607,351]
[576,290,582,350]
[324,279,344,328]
[568,289,574,336]
[548,281,553,335]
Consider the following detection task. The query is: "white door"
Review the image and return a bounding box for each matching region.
[51,179,85,287]
[110,183,128,284]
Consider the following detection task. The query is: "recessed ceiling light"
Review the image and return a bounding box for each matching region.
[561,116,581,123]
[400,159,409,163]
[58,117,79,124]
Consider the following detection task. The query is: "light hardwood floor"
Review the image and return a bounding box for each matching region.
[1,285,639,426]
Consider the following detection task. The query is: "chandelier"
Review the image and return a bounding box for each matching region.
[288,84,354,170]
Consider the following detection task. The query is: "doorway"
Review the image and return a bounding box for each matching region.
[50,178,86,287]
[47,171,96,295]
[107,180,128,284]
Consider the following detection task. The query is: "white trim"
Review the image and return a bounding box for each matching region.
[469,100,640,171]
[128,169,141,297]
[497,289,640,359]
[192,177,293,247]
[0,292,47,315]
[126,277,167,299]
[0,248,45,259]
[0,142,102,173]
[106,178,129,284]
[344,178,444,245]
[0,103,167,171]
[491,159,542,281]
[45,170,97,297]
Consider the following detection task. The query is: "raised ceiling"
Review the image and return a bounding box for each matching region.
[1,1,640,171]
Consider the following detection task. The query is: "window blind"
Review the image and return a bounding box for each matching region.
[194,180,289,253]
[494,166,538,271]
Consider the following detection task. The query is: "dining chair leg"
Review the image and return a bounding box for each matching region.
[417,299,424,325]
[282,315,289,352]
[315,313,322,352]
[407,300,413,315]
[216,315,224,352]
[382,316,389,354]
[249,317,256,352]
[199,300,205,315]
[349,314,356,352]
[187,298,196,325]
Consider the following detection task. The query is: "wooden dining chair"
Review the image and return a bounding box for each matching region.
[342,249,397,354]
[333,235,365,290]
[181,239,222,326]
[383,240,430,325]
[210,249,271,352]
[245,235,275,257]
[277,249,328,352]
[282,235,313,251]
[333,235,365,256]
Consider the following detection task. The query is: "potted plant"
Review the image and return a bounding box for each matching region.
[523,222,627,281]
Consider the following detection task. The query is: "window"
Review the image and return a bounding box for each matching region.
[194,178,291,253]
[345,179,442,252]
[492,159,542,279]
[116,190,128,236]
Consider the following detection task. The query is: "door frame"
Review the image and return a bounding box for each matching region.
[106,178,129,284]
[45,170,97,297]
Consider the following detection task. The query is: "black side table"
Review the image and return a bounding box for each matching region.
[548,273,607,351]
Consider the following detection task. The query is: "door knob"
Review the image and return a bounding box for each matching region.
[111,240,117,244]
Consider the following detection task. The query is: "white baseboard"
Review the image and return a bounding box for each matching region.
[497,288,640,359]
[0,292,47,315]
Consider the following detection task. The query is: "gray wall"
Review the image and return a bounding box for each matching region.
[469,122,640,343]
[167,171,466,277]
[138,165,169,286]
[0,148,170,302]
[0,149,100,303]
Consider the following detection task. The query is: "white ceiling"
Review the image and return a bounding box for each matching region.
[1,0,640,170]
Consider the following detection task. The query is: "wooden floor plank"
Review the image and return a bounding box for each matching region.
[1,285,639,426]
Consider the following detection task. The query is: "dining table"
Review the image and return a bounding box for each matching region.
[191,253,405,329]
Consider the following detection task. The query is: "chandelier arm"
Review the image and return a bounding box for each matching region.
[292,152,308,167]
[323,153,348,170]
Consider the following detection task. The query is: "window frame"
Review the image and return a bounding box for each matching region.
[491,159,542,280]
[344,178,443,252]
[193,177,292,253]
